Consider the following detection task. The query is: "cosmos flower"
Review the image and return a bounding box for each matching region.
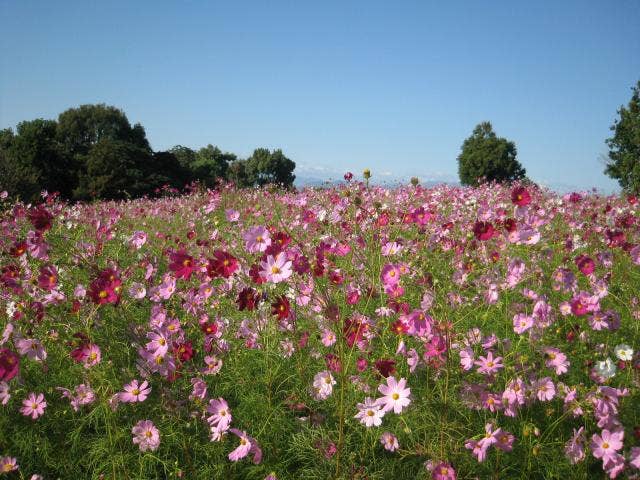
[119,380,152,403]
[375,376,411,414]
[20,392,47,420]
[132,420,161,452]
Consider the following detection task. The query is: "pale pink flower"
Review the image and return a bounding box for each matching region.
[228,429,262,464]
[260,253,293,283]
[16,338,47,362]
[207,397,232,431]
[376,376,411,414]
[243,226,271,253]
[132,420,160,452]
[311,370,336,400]
[564,427,586,464]
[0,456,18,473]
[474,351,503,376]
[544,347,570,375]
[534,377,556,401]
[354,397,385,427]
[591,429,624,465]
[20,392,47,419]
[380,432,399,452]
[129,231,147,249]
[119,379,151,403]
[0,381,10,405]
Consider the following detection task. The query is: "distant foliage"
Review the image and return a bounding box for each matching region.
[605,80,640,193]
[0,104,297,202]
[457,122,526,186]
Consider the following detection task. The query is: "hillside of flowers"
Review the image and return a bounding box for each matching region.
[0,179,639,479]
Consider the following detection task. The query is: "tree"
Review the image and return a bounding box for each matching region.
[457,122,526,186]
[148,151,192,190]
[191,144,235,187]
[245,148,296,187]
[73,139,154,200]
[605,80,640,193]
[0,120,74,201]
[228,159,252,187]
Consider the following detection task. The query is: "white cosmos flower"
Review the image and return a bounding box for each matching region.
[614,344,634,361]
[594,357,617,379]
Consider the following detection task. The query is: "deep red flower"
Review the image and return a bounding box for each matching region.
[390,319,409,335]
[324,353,342,373]
[374,358,396,378]
[511,186,531,206]
[271,295,291,320]
[207,250,238,278]
[503,218,517,233]
[265,232,291,256]
[169,249,196,280]
[473,221,495,241]
[27,205,53,232]
[0,348,20,381]
[236,287,259,311]
[173,341,194,362]
[344,172,353,181]
[88,268,122,305]
[249,263,267,284]
[200,321,218,336]
[37,265,58,291]
[9,241,27,257]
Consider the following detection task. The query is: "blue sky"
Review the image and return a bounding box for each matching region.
[1,1,639,191]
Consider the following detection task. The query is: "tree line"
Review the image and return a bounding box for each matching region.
[2,79,639,201]
[0,104,296,202]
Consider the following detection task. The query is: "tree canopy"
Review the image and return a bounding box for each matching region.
[605,80,640,193]
[457,122,526,187]
[0,104,297,202]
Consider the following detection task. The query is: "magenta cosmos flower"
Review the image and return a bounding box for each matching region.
[376,376,411,414]
[119,379,151,403]
[20,392,47,420]
[260,252,293,283]
[132,420,160,452]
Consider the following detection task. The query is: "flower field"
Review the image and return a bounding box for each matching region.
[0,180,639,479]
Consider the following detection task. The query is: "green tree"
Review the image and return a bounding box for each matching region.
[74,139,153,200]
[228,159,252,187]
[57,104,153,199]
[191,144,235,187]
[245,148,296,187]
[605,80,640,193]
[148,151,192,190]
[0,120,75,201]
[457,122,525,186]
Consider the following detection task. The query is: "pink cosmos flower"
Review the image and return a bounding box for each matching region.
[354,397,385,427]
[512,313,533,334]
[543,347,570,375]
[591,429,624,465]
[260,253,293,283]
[207,397,232,431]
[16,338,47,362]
[474,351,503,376]
[228,429,262,464]
[431,461,457,480]
[132,420,161,452]
[381,263,401,286]
[380,432,399,452]
[81,343,101,369]
[630,447,640,469]
[564,427,586,464]
[0,381,10,405]
[243,226,271,253]
[20,392,47,419]
[225,209,240,222]
[376,376,411,414]
[58,384,96,411]
[129,231,147,249]
[0,456,18,473]
[119,379,151,403]
[311,370,336,400]
[459,347,474,371]
[534,377,556,401]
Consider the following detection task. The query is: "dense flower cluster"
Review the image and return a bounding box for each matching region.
[0,182,638,478]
